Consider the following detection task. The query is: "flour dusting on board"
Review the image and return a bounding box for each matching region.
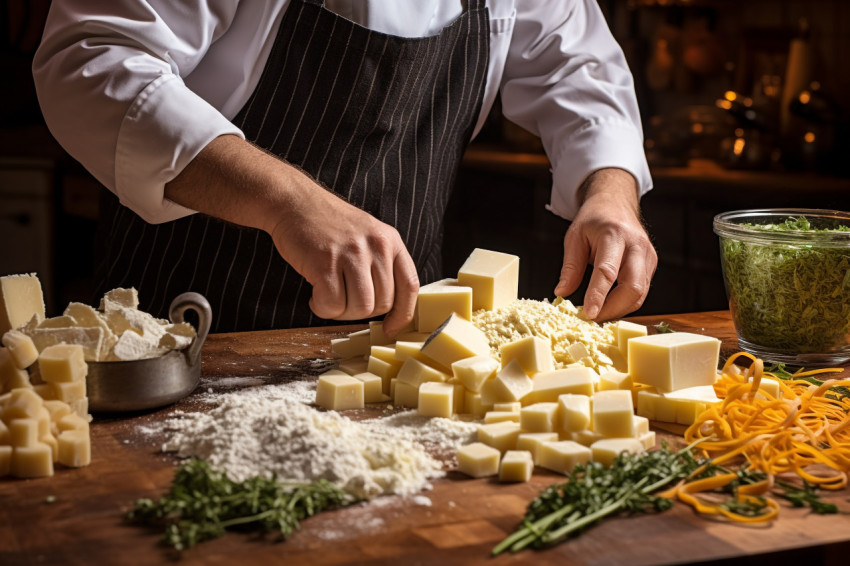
[155,380,477,499]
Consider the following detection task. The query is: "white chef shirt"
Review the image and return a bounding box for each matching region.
[32,0,651,225]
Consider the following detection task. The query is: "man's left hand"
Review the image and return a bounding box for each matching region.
[554,168,657,321]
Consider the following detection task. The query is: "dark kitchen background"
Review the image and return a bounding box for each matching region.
[2,0,849,318]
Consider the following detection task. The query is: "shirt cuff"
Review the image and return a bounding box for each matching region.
[114,74,245,224]
[545,118,653,221]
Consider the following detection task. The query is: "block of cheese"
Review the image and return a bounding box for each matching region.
[337,357,369,376]
[494,402,521,413]
[457,442,501,478]
[40,431,58,461]
[351,372,384,403]
[27,327,104,362]
[57,412,89,432]
[420,314,490,369]
[315,374,364,411]
[591,438,645,467]
[451,355,499,393]
[57,429,91,467]
[565,341,589,364]
[457,248,519,311]
[416,283,473,333]
[393,381,420,408]
[639,431,657,450]
[396,358,449,388]
[464,391,489,418]
[1,388,43,421]
[0,419,9,445]
[628,333,720,393]
[755,377,781,399]
[0,445,11,476]
[598,370,632,392]
[499,450,534,482]
[0,349,31,393]
[368,321,394,346]
[633,415,650,436]
[527,367,595,404]
[477,421,521,453]
[571,429,605,447]
[0,274,45,335]
[9,418,38,447]
[516,432,559,463]
[558,394,591,433]
[538,440,592,474]
[636,386,721,425]
[615,320,647,359]
[484,410,520,424]
[2,330,39,369]
[367,356,402,394]
[592,390,635,438]
[11,442,53,478]
[330,338,360,359]
[369,345,398,365]
[418,382,457,418]
[49,380,87,403]
[500,336,553,376]
[38,344,87,384]
[520,402,559,432]
[100,287,139,310]
[480,359,533,405]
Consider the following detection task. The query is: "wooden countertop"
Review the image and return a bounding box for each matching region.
[2,311,850,566]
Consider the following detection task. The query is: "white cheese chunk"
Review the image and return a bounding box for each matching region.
[628,332,720,393]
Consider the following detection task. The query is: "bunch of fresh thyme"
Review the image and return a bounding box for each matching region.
[126,459,354,550]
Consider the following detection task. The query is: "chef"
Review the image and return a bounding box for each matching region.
[33,0,657,336]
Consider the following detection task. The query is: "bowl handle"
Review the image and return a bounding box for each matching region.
[168,292,212,367]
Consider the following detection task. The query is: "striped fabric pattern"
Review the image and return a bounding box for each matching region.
[95,0,489,332]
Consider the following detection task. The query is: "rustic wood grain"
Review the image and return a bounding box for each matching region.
[1,312,849,566]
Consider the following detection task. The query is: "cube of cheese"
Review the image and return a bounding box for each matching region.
[57,412,89,432]
[0,349,31,393]
[315,374,364,411]
[493,402,521,413]
[633,415,650,436]
[628,333,720,393]
[615,320,647,359]
[598,370,632,392]
[418,382,457,418]
[527,367,595,404]
[48,380,87,403]
[337,357,369,376]
[367,355,403,394]
[591,438,645,467]
[11,442,54,478]
[500,336,553,376]
[463,391,489,418]
[477,421,521,453]
[639,431,657,450]
[100,287,139,310]
[369,345,400,365]
[499,450,534,482]
[368,321,394,346]
[1,388,43,421]
[0,419,9,445]
[396,358,449,387]
[0,274,45,335]
[592,390,635,438]
[416,283,473,333]
[457,248,519,311]
[457,442,501,478]
[330,337,362,359]
[484,411,520,424]
[520,402,559,432]
[393,381,420,408]
[351,372,384,403]
[480,359,533,405]
[38,344,88,384]
[451,355,498,393]
[420,314,490,369]
[571,429,605,447]
[756,377,781,399]
[538,440,592,474]
[558,394,591,433]
[2,330,39,369]
[516,431,559,463]
[0,445,11,476]
[58,429,91,467]
[664,385,722,425]
[9,418,38,447]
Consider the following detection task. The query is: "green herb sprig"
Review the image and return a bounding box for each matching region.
[492,442,706,555]
[126,460,354,551]
[774,479,838,514]
[765,362,850,402]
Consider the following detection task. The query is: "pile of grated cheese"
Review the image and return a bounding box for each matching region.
[472,297,621,372]
[155,382,477,500]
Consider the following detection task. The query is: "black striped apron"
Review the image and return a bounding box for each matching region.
[95,0,489,332]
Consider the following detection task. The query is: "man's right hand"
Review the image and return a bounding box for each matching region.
[164,134,419,336]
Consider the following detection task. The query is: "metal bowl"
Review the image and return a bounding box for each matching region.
[86,292,212,412]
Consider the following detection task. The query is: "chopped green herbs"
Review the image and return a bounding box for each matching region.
[126,459,354,551]
[719,216,850,354]
[653,321,675,334]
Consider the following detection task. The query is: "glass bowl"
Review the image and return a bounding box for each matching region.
[713,208,850,366]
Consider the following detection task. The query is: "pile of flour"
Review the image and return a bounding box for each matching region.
[158,382,478,500]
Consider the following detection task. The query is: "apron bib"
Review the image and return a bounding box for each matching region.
[96,0,489,332]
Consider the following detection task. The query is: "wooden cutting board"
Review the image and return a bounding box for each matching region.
[1,311,849,566]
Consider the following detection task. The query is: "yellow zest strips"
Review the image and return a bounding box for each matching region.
[665,352,848,523]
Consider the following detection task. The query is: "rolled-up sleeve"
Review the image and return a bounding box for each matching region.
[500,0,652,221]
[32,1,245,224]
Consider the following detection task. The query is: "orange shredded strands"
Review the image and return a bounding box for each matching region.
[663,352,848,523]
